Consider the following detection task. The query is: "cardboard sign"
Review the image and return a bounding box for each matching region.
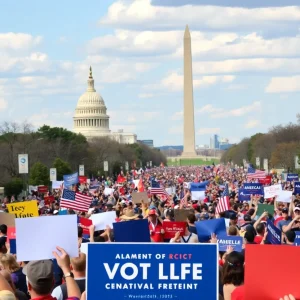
[174,209,194,222]
[245,245,300,299]
[257,204,274,217]
[38,186,48,193]
[132,192,148,204]
[264,184,282,198]
[90,211,116,231]
[0,212,15,226]
[195,218,227,243]
[16,215,78,261]
[113,219,150,242]
[266,219,281,244]
[217,235,243,252]
[87,243,218,300]
[277,190,293,203]
[79,176,87,184]
[162,222,186,239]
[243,183,263,195]
[6,200,39,218]
[79,217,92,235]
[44,196,55,206]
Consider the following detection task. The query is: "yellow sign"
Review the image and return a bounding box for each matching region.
[7,200,39,218]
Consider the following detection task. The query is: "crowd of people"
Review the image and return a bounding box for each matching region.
[0,164,299,300]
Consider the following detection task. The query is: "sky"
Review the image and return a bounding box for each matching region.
[1,0,300,147]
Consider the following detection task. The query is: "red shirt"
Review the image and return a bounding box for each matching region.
[149,221,164,242]
[254,235,263,244]
[231,285,245,300]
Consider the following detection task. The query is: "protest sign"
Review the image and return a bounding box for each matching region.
[245,245,300,299]
[7,200,39,218]
[217,235,243,252]
[174,209,194,222]
[243,183,263,195]
[190,182,208,200]
[195,218,226,243]
[258,175,272,185]
[162,222,186,239]
[9,239,16,255]
[165,187,176,195]
[90,211,116,231]
[15,215,78,261]
[113,219,150,242]
[132,192,148,204]
[238,189,251,201]
[264,184,282,198]
[79,217,93,235]
[257,204,274,217]
[87,243,218,300]
[277,190,293,203]
[63,172,79,188]
[287,174,299,182]
[294,231,300,246]
[266,219,281,244]
[37,186,48,193]
[104,188,114,196]
[79,176,87,184]
[52,181,63,189]
[294,182,300,194]
[44,196,55,206]
[7,227,16,243]
[0,212,15,226]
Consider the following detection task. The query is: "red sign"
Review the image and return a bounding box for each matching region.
[38,186,48,193]
[79,176,87,184]
[163,221,186,239]
[245,245,300,299]
[7,227,16,243]
[259,175,272,185]
[44,196,55,206]
[79,217,92,235]
[117,175,126,183]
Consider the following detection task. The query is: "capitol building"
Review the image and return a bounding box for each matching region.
[73,67,137,144]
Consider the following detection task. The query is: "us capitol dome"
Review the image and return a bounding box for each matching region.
[73,67,137,144]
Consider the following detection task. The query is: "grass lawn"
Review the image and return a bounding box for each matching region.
[167,157,220,166]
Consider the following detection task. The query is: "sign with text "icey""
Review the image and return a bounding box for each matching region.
[87,243,218,300]
[7,200,39,218]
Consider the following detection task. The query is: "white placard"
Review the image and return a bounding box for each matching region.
[50,168,57,182]
[191,191,206,201]
[263,159,269,174]
[104,188,114,196]
[52,181,64,189]
[256,157,260,168]
[166,187,176,195]
[89,211,116,231]
[277,190,293,203]
[264,184,282,198]
[104,161,109,172]
[79,165,85,176]
[15,215,78,261]
[18,154,28,174]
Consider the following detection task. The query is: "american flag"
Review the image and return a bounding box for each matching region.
[247,167,266,180]
[216,184,230,214]
[150,180,169,198]
[60,189,92,212]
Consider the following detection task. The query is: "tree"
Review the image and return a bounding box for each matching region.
[53,158,72,180]
[4,178,23,198]
[29,162,49,186]
[270,142,299,170]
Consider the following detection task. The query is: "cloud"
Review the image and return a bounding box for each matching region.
[168,126,183,134]
[138,93,154,99]
[0,33,42,51]
[171,111,183,120]
[245,120,260,128]
[197,104,223,114]
[0,98,8,111]
[197,127,220,135]
[265,76,300,93]
[100,0,300,31]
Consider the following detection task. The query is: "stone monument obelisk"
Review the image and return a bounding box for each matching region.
[181,25,197,157]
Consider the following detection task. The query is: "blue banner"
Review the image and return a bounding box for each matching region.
[294,182,300,194]
[63,172,79,188]
[287,174,299,182]
[243,183,263,195]
[10,239,16,254]
[190,181,210,191]
[266,219,281,245]
[294,231,300,246]
[217,235,243,252]
[113,219,151,243]
[195,218,226,242]
[87,243,218,300]
[238,189,251,201]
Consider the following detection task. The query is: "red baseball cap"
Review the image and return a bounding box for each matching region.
[148,209,157,216]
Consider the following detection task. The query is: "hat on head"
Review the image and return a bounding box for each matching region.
[294,206,300,212]
[22,260,53,290]
[148,209,157,216]
[244,214,252,222]
[120,209,139,220]
[282,207,288,214]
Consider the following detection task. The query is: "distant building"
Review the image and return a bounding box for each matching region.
[210,134,233,150]
[210,134,220,149]
[138,140,154,148]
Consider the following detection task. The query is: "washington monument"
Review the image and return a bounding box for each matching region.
[181,25,197,157]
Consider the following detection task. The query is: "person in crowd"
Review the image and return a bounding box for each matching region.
[187,214,197,235]
[148,209,164,242]
[0,225,7,254]
[0,270,27,300]
[170,222,198,243]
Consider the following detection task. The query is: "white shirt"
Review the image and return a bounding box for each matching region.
[170,233,199,243]
[51,278,85,300]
